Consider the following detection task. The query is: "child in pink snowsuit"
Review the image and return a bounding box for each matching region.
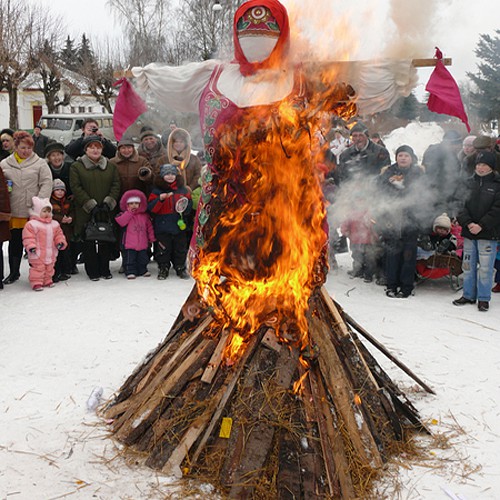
[22,197,67,290]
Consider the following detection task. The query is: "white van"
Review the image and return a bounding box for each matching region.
[38,113,115,145]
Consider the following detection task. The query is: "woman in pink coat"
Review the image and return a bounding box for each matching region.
[22,197,67,290]
[115,189,155,279]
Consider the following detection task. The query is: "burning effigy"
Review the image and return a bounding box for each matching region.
[104,0,431,497]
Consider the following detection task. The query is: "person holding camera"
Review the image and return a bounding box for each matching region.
[65,118,117,161]
[69,135,120,281]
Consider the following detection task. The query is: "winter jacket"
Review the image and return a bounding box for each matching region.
[155,128,202,192]
[457,171,500,241]
[22,198,67,266]
[341,212,377,245]
[115,189,155,251]
[148,175,192,235]
[0,153,52,218]
[69,155,121,237]
[32,133,50,158]
[50,193,75,242]
[110,149,152,197]
[336,140,390,184]
[375,162,425,239]
[0,167,11,242]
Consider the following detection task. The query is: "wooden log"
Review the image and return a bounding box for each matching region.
[227,344,300,498]
[189,330,264,466]
[310,315,383,469]
[114,338,216,444]
[308,366,355,499]
[105,316,213,421]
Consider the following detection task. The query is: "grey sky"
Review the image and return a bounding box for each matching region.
[36,0,498,90]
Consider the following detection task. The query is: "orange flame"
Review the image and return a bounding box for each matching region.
[193,66,356,361]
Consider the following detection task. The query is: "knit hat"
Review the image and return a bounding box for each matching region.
[160,163,179,177]
[395,144,417,162]
[475,151,496,170]
[52,179,67,192]
[31,196,52,217]
[118,138,135,148]
[433,213,451,231]
[82,135,103,150]
[443,130,462,144]
[126,196,141,204]
[472,135,492,150]
[44,142,65,157]
[140,129,157,141]
[350,122,369,136]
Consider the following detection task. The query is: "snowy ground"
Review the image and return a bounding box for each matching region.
[1,245,499,500]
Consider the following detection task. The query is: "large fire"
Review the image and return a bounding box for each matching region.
[191,68,356,361]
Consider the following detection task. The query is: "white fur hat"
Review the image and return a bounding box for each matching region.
[30,196,52,217]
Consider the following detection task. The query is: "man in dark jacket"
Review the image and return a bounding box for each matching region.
[32,125,51,157]
[65,118,117,160]
[335,122,390,185]
[422,129,463,217]
[454,151,500,312]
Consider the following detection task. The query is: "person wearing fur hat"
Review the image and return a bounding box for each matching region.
[115,189,155,279]
[64,118,117,161]
[111,138,152,197]
[0,166,11,289]
[138,129,165,170]
[0,128,15,162]
[50,179,75,281]
[376,145,425,298]
[69,135,121,281]
[453,151,500,311]
[156,128,202,192]
[1,130,53,284]
[22,196,67,290]
[148,164,192,280]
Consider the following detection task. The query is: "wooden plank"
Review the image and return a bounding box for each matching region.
[309,367,356,499]
[311,315,383,469]
[201,329,229,384]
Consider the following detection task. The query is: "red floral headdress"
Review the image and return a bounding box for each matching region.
[233,0,290,76]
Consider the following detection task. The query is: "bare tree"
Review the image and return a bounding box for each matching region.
[37,38,73,114]
[0,0,56,128]
[79,37,122,113]
[106,0,173,66]
[176,0,242,61]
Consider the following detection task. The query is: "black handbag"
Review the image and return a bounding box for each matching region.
[85,213,116,243]
[332,235,349,254]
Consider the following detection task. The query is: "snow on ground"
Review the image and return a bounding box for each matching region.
[1,246,499,499]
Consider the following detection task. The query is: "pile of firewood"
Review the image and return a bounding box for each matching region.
[103,285,429,499]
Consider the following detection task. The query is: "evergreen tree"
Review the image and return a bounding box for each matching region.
[77,33,96,71]
[467,30,500,125]
[59,35,78,71]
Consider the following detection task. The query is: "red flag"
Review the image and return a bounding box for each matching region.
[425,48,470,132]
[112,78,148,141]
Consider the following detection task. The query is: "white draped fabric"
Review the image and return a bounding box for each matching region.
[132,58,417,116]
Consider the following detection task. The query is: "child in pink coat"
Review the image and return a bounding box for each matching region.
[115,189,155,279]
[22,197,67,290]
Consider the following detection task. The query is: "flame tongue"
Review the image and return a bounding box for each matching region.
[193,81,355,360]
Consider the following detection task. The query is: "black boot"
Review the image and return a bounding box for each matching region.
[176,268,189,280]
[3,256,21,285]
[158,266,169,280]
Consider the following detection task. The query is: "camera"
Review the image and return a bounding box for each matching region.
[91,126,98,133]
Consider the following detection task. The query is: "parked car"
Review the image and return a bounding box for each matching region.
[38,113,115,145]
